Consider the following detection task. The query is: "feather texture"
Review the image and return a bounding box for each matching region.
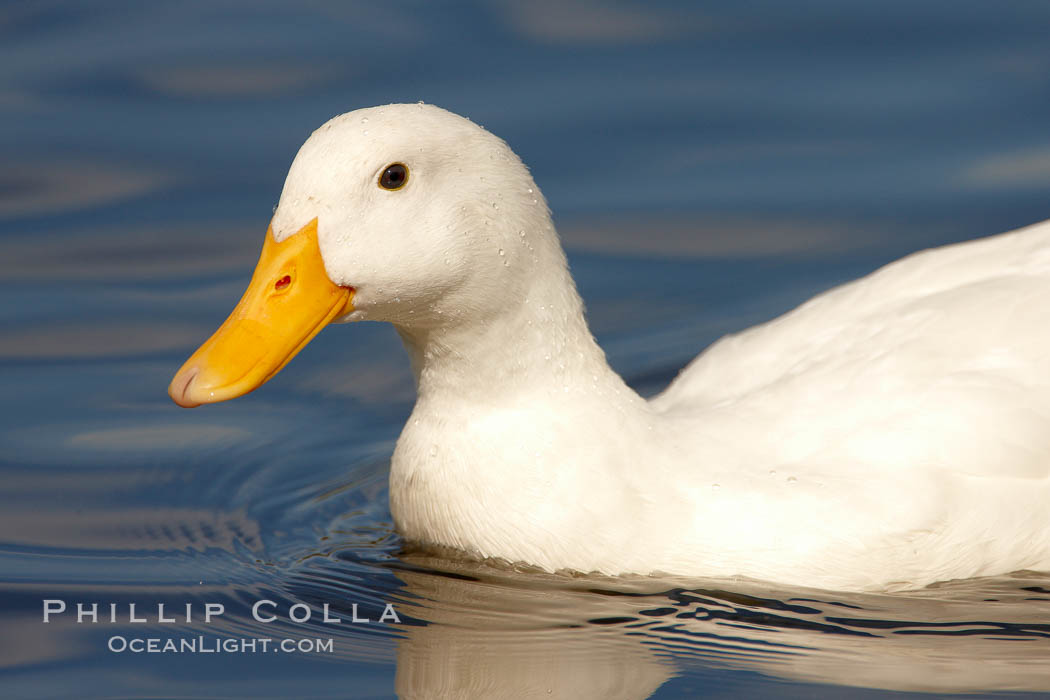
[270,104,1050,591]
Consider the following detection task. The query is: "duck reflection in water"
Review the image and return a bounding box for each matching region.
[378,554,1050,698]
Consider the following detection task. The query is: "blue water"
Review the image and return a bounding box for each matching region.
[3,1,1050,697]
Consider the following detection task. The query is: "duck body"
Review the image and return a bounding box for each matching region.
[171,104,1050,592]
[392,217,1050,591]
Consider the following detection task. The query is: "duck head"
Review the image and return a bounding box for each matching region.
[169,103,553,407]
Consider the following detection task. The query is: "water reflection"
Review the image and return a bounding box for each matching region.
[560,215,886,259]
[0,322,209,359]
[0,162,166,218]
[391,562,671,700]
[495,0,703,45]
[136,62,342,100]
[963,145,1050,190]
[379,555,1050,697]
[2,224,257,282]
[0,506,262,553]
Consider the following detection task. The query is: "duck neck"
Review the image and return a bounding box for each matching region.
[394,261,634,407]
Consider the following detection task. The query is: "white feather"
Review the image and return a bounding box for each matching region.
[273,103,1050,591]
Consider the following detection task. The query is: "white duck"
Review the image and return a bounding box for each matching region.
[170,103,1050,592]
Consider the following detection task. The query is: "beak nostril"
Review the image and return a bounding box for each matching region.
[274,275,292,291]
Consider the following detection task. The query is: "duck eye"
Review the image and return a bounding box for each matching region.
[379,163,409,191]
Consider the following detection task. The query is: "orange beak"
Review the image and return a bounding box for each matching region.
[169,218,354,407]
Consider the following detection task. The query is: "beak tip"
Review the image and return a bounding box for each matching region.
[166,218,345,409]
[169,365,203,408]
